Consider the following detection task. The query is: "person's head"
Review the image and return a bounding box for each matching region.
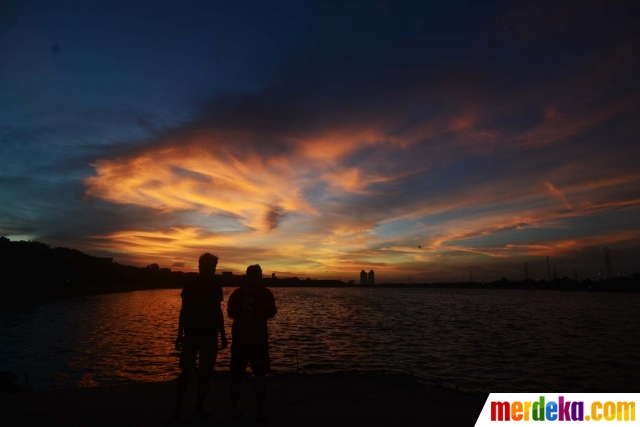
[198,253,219,277]
[246,264,262,286]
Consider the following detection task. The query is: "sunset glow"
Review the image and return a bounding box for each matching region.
[2,1,639,281]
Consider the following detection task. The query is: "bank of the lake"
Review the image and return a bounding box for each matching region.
[2,372,486,426]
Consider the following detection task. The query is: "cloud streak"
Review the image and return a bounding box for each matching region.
[2,0,640,281]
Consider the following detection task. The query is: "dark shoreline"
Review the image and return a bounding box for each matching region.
[2,372,487,426]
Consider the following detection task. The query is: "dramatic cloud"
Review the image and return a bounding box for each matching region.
[85,140,315,233]
[2,0,640,281]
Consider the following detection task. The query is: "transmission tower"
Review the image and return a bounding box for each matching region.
[603,247,614,280]
[546,256,552,280]
[523,262,529,281]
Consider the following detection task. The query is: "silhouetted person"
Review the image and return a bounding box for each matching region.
[174,253,228,420]
[228,264,277,421]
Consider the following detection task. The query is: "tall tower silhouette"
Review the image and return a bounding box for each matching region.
[360,270,368,285]
[603,247,614,280]
[523,262,529,281]
[368,270,375,286]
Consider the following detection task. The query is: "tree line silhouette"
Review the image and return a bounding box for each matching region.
[0,237,345,302]
[1,236,638,304]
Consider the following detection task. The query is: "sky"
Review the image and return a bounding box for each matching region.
[1,0,639,282]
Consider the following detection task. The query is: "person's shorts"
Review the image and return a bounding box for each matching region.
[230,345,270,376]
[179,334,217,371]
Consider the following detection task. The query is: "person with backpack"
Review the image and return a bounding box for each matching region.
[228,264,277,421]
[174,253,228,420]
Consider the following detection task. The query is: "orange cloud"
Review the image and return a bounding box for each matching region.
[544,181,571,208]
[321,167,406,194]
[291,127,399,161]
[516,93,639,148]
[504,231,640,257]
[88,227,233,270]
[81,83,640,280]
[86,144,314,233]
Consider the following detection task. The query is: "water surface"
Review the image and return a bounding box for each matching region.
[1,288,638,393]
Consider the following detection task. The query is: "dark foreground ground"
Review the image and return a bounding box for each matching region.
[2,373,487,426]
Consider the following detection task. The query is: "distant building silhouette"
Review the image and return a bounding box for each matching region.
[347,279,355,285]
[272,272,276,279]
[360,270,367,285]
[368,270,374,286]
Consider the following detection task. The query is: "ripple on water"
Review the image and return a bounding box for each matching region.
[1,288,639,393]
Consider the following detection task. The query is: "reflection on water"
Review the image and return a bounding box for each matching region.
[1,288,639,393]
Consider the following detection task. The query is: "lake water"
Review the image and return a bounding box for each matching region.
[1,288,639,393]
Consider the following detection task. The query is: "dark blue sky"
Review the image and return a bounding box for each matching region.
[1,0,639,281]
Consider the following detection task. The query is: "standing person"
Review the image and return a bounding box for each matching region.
[228,264,277,421]
[174,253,228,420]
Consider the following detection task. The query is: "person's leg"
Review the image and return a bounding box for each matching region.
[175,368,191,417]
[255,373,266,416]
[229,350,247,418]
[251,347,269,419]
[230,373,244,415]
[194,340,216,418]
[175,336,197,418]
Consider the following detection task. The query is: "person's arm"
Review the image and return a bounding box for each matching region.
[175,299,185,350]
[265,289,277,319]
[216,304,228,350]
[215,286,228,349]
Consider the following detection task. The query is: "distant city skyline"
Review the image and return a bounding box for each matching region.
[1,1,639,282]
[0,235,634,283]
